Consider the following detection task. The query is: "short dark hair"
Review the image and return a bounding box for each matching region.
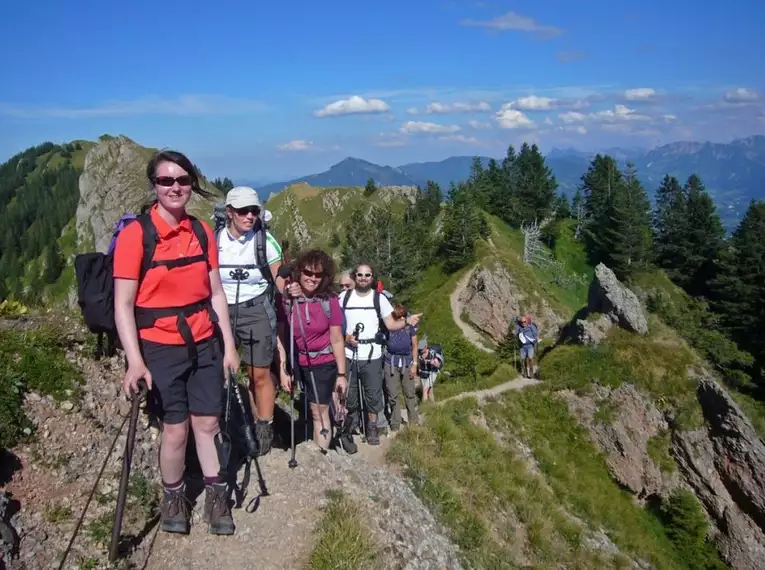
[293,250,336,298]
[145,149,215,201]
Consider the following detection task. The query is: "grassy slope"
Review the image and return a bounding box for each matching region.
[266,183,409,253]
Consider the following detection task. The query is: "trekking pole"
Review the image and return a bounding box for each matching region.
[288,300,298,469]
[293,300,329,438]
[228,267,258,457]
[108,379,147,563]
[353,323,366,440]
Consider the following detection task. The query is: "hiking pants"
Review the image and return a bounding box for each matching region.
[384,362,419,427]
[346,356,384,421]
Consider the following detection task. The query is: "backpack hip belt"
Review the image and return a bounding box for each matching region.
[297,344,334,359]
[135,297,218,362]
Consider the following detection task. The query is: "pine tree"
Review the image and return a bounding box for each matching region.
[514,143,558,225]
[572,188,586,239]
[581,154,624,265]
[364,177,377,196]
[683,175,725,297]
[439,183,488,272]
[653,175,689,285]
[711,200,765,378]
[604,163,653,279]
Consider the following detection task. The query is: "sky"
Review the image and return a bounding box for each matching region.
[1,0,764,181]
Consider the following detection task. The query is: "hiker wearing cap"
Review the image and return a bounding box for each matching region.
[113,150,238,536]
[515,315,539,379]
[384,303,420,429]
[217,186,285,456]
[276,250,348,452]
[418,344,444,402]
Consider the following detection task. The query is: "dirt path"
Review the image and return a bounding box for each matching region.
[450,266,495,353]
[440,376,540,405]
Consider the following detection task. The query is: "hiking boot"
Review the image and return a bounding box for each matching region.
[254,420,273,456]
[336,432,358,454]
[204,483,235,535]
[160,485,190,534]
[366,421,380,445]
[390,423,400,432]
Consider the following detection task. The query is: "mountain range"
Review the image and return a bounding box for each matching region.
[256,135,765,230]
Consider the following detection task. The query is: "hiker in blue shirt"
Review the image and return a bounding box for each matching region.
[515,315,539,379]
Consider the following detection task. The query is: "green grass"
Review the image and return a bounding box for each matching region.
[481,215,589,318]
[388,397,652,569]
[542,320,703,430]
[308,489,379,570]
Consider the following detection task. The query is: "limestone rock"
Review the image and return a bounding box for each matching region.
[458,263,564,342]
[588,263,648,335]
[573,313,615,346]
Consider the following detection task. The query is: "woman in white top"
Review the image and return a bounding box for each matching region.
[217,186,286,456]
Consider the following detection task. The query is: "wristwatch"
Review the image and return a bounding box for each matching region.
[337,372,346,377]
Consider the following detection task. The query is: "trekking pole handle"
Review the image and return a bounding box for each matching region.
[353,322,364,340]
[133,378,148,400]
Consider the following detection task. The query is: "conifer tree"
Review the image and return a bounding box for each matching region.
[514,143,558,225]
[604,163,653,279]
[683,175,725,297]
[439,182,488,272]
[364,177,377,196]
[653,175,689,285]
[580,154,624,265]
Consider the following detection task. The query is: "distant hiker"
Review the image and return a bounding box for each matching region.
[336,264,420,446]
[418,344,444,402]
[113,150,238,536]
[217,186,286,457]
[515,315,539,379]
[338,272,355,294]
[384,303,420,429]
[277,250,348,452]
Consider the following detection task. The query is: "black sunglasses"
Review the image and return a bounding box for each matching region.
[153,175,193,187]
[301,268,324,279]
[234,206,261,216]
[356,272,372,278]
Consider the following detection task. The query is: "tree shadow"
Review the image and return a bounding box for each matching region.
[0,449,22,487]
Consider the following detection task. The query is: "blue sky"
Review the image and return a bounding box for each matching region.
[1,0,763,181]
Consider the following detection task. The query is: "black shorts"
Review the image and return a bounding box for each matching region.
[296,362,337,406]
[141,337,224,425]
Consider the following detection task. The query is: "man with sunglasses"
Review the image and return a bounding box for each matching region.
[339,264,421,446]
[217,186,285,456]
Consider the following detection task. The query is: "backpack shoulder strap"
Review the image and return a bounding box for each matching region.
[342,289,352,310]
[254,226,275,288]
[320,298,332,320]
[138,214,158,283]
[373,290,386,331]
[189,216,212,272]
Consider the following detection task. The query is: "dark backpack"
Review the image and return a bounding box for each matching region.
[74,213,210,358]
[428,344,445,369]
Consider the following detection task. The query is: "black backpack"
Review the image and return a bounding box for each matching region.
[341,289,388,342]
[74,213,210,358]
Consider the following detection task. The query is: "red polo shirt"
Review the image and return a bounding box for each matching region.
[113,205,219,345]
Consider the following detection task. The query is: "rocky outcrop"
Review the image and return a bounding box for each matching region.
[562,384,678,499]
[573,313,614,346]
[377,185,419,205]
[75,136,219,253]
[458,262,564,342]
[587,264,648,335]
[671,374,765,570]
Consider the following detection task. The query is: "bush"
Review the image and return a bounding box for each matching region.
[660,489,727,570]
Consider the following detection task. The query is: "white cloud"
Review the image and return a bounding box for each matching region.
[494,104,535,129]
[424,101,492,114]
[406,107,419,115]
[314,95,391,117]
[0,94,268,118]
[400,121,461,134]
[559,111,588,123]
[724,87,759,103]
[439,134,481,145]
[468,120,492,129]
[559,104,651,124]
[460,11,562,37]
[277,140,313,151]
[624,88,656,100]
[374,132,409,147]
[544,117,553,125]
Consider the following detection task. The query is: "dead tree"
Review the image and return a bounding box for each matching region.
[521,215,587,289]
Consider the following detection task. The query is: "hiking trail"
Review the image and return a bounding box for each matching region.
[450,266,495,353]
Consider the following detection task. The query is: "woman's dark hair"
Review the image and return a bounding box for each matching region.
[143,150,215,210]
[392,303,407,320]
[293,250,336,298]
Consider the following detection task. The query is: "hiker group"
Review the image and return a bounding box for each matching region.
[74,149,447,538]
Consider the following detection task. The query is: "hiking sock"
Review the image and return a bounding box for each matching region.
[203,475,223,486]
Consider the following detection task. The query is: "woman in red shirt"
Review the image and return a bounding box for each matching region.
[113,150,239,537]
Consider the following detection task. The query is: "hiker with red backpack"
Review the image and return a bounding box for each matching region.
[216,186,285,457]
[111,150,238,536]
[276,250,348,453]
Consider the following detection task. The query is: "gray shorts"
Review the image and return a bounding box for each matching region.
[520,344,535,359]
[230,298,275,367]
[420,371,438,390]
